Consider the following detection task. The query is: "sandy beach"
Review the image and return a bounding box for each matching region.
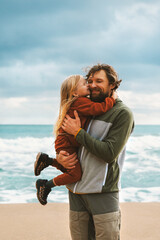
[0,202,159,240]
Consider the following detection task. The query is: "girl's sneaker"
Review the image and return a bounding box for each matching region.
[34,152,51,176]
[36,179,51,205]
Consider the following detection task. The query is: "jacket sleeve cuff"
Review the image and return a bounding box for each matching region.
[74,128,82,139]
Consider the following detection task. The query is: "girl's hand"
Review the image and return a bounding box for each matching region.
[57,151,78,169]
[62,110,81,136]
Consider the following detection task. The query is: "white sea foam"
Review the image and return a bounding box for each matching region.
[0,137,55,154]
[124,135,160,172]
[127,135,160,154]
[120,187,160,202]
[0,188,69,204]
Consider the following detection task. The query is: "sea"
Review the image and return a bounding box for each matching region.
[0,124,160,204]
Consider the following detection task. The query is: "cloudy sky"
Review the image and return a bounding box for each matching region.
[0,0,160,125]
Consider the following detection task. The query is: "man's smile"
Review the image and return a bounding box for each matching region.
[90,88,101,93]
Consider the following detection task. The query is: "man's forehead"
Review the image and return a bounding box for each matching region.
[88,70,107,80]
[88,74,105,80]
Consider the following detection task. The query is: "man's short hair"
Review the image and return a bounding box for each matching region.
[85,64,122,90]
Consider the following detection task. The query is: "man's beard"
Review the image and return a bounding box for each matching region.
[90,88,109,102]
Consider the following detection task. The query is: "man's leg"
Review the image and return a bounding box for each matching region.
[88,214,96,240]
[69,191,95,240]
[93,210,121,240]
[82,192,121,240]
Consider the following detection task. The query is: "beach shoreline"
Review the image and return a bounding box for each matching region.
[0,202,160,240]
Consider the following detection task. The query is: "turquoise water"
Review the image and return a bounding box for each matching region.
[1,124,159,138]
[0,124,160,203]
[0,125,54,139]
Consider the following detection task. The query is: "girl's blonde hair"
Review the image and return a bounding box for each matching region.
[54,75,81,136]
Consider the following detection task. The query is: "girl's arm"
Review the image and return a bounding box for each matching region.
[74,95,116,116]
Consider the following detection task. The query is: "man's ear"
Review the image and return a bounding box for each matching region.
[110,83,116,90]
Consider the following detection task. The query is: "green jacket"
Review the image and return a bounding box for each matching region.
[67,98,134,194]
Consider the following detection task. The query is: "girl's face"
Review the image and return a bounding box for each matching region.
[74,77,90,97]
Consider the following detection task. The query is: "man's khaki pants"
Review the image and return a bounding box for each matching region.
[69,191,121,240]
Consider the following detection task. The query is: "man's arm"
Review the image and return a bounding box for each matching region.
[62,110,134,163]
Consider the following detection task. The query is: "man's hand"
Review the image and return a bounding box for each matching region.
[57,151,78,169]
[62,110,81,136]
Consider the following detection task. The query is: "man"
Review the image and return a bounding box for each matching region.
[59,64,134,240]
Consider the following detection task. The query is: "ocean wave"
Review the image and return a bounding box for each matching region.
[0,137,55,154]
[1,186,159,204]
[1,134,159,156]
[0,135,160,203]
[0,187,69,204]
[120,187,160,202]
[127,135,160,154]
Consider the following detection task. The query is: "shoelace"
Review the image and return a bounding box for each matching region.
[37,162,48,174]
[39,186,46,201]
[39,185,50,201]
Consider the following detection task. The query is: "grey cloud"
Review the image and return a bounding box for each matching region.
[1,0,159,65]
[0,0,160,98]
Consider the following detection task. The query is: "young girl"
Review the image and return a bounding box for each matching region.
[35,75,117,205]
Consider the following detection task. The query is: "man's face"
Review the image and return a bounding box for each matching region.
[87,70,114,102]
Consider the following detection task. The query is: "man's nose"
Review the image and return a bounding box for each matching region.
[89,82,96,88]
